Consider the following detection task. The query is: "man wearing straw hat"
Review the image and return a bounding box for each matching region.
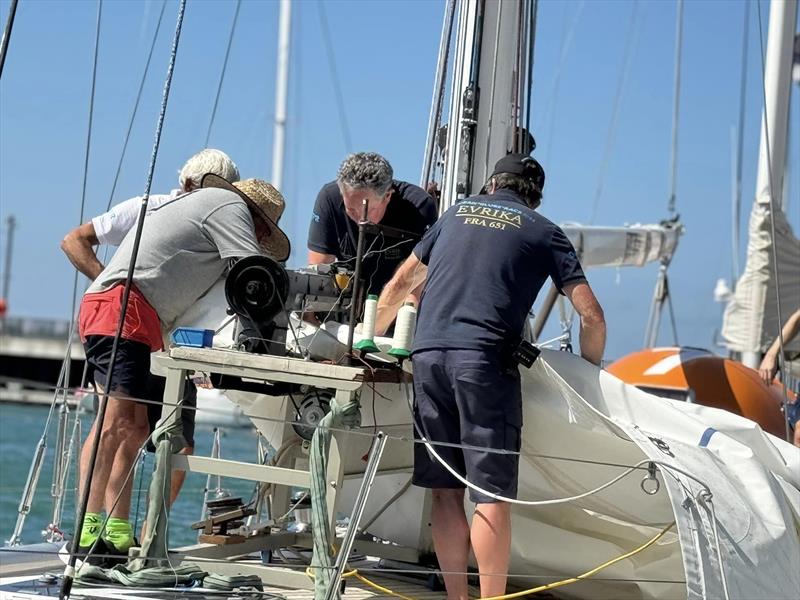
[61,149,242,543]
[74,174,289,564]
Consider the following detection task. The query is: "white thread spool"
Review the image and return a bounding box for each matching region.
[362,295,378,339]
[354,294,380,353]
[389,301,417,358]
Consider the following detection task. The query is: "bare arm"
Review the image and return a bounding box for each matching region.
[375,254,428,336]
[759,309,800,384]
[308,250,336,265]
[61,222,104,281]
[563,281,606,366]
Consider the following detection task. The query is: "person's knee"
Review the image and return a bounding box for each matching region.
[432,488,465,510]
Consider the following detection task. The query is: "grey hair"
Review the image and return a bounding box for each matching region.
[336,152,393,195]
[178,148,240,190]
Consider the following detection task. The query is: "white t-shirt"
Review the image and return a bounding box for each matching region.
[92,189,185,246]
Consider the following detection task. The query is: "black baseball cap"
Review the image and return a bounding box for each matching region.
[490,153,545,191]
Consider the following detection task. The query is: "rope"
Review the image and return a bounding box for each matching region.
[62,1,187,596]
[0,0,18,78]
[309,394,361,599]
[103,0,168,214]
[482,522,676,600]
[666,0,684,218]
[317,1,351,153]
[204,0,241,147]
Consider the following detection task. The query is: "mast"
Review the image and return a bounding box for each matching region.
[439,0,536,213]
[722,0,799,367]
[271,0,291,192]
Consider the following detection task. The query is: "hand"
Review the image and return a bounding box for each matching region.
[758,353,778,385]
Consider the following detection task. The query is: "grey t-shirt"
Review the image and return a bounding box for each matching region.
[87,187,263,328]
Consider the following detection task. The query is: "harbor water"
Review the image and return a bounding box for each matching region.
[0,402,260,548]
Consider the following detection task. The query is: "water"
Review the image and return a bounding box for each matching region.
[0,403,261,548]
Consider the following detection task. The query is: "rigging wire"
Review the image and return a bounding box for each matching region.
[0,0,18,79]
[103,0,168,214]
[539,0,584,164]
[204,0,241,148]
[61,1,188,596]
[755,0,791,442]
[317,0,352,153]
[588,0,642,225]
[420,0,456,188]
[666,0,684,218]
[731,1,750,284]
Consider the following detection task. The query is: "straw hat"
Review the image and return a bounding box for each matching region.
[202,174,291,261]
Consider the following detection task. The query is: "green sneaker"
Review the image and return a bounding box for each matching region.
[103,517,135,553]
[78,512,102,548]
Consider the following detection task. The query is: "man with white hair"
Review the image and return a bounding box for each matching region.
[307,152,437,296]
[62,149,240,279]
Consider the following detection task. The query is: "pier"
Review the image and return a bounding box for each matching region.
[0,316,85,405]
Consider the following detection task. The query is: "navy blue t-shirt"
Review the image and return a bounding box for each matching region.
[412,189,586,353]
[307,180,437,294]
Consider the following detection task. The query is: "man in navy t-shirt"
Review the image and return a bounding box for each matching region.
[307,152,437,295]
[375,154,606,599]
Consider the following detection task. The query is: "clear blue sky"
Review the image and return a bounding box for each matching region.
[0,0,798,360]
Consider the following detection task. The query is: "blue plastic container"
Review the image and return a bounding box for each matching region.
[170,327,214,348]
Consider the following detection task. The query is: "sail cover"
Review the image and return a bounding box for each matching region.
[560,223,682,269]
[722,203,800,354]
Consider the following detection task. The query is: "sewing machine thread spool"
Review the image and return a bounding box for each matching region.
[389,301,416,358]
[354,294,380,353]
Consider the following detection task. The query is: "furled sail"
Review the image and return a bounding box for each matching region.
[561,223,682,269]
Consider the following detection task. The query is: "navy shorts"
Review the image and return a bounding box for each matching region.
[84,335,151,401]
[84,335,196,450]
[411,349,522,504]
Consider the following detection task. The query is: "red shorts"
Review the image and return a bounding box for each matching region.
[79,284,163,351]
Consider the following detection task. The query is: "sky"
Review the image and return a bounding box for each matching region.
[0,0,798,361]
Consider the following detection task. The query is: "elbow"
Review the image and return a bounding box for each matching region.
[582,305,606,329]
[60,231,75,255]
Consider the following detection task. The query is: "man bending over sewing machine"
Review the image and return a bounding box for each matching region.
[375,154,606,599]
[74,174,289,565]
[62,150,240,533]
[307,152,437,296]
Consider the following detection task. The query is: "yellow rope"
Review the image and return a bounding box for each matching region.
[481,522,676,600]
[304,521,675,600]
[353,573,417,600]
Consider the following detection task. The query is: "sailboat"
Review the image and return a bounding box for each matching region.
[1,1,799,599]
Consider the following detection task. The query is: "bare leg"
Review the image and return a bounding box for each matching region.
[102,396,150,519]
[472,502,511,598]
[431,488,470,600]
[793,426,799,448]
[79,386,144,515]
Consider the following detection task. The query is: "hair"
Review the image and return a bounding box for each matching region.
[178,149,240,191]
[336,152,393,196]
[486,172,542,208]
